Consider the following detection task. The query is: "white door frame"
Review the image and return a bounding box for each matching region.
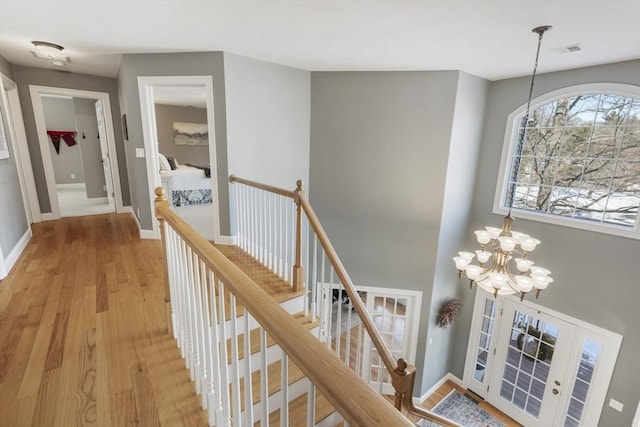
[137,75,221,241]
[1,74,40,223]
[29,85,124,219]
[463,292,623,426]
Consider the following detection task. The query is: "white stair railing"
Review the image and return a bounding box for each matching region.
[155,187,415,427]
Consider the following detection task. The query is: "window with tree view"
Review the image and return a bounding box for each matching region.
[504,91,640,231]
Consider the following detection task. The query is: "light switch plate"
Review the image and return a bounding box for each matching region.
[135,148,145,158]
[609,398,624,412]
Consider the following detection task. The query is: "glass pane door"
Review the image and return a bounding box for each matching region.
[488,299,577,426]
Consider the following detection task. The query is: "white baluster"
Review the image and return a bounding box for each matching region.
[191,252,205,397]
[311,234,318,321]
[304,215,310,317]
[166,227,178,340]
[306,383,316,427]
[243,312,254,426]
[284,197,289,282]
[229,295,242,426]
[186,247,199,385]
[290,202,295,286]
[336,277,342,358]
[197,260,209,410]
[260,328,269,426]
[217,280,232,427]
[345,293,353,368]
[280,350,288,427]
[207,271,225,427]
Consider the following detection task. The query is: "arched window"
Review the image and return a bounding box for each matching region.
[495,84,640,238]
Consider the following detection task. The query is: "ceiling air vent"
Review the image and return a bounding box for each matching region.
[552,43,582,54]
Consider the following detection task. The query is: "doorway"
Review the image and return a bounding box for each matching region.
[138,76,221,242]
[30,85,124,219]
[463,293,622,427]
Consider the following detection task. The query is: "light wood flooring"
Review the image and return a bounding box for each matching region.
[0,214,207,426]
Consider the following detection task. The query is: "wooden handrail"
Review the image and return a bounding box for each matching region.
[155,187,414,427]
[297,194,397,376]
[226,177,462,426]
[301,194,462,426]
[229,174,295,198]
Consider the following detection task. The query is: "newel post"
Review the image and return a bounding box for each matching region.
[155,186,173,335]
[392,358,414,412]
[292,180,305,292]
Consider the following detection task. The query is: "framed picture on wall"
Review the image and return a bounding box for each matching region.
[0,105,9,159]
[122,114,129,141]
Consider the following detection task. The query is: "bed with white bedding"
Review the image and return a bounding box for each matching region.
[160,165,212,207]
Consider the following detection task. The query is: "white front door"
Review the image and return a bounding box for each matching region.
[488,299,576,426]
[464,294,623,427]
[95,99,115,210]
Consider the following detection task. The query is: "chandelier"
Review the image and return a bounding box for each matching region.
[454,26,553,301]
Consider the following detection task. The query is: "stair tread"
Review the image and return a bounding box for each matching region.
[228,311,320,363]
[215,244,306,304]
[257,390,338,426]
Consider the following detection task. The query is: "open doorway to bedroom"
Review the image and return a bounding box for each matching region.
[138,76,220,242]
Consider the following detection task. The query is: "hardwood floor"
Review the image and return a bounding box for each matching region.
[0,214,207,426]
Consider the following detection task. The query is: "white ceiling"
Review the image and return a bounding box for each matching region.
[0,1,638,81]
[153,86,207,108]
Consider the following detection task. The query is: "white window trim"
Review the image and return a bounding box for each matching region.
[493,83,640,240]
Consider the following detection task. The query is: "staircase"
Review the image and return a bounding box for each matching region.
[154,177,461,426]
[215,245,341,426]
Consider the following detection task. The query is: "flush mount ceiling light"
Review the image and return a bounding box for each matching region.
[31,40,65,58]
[454,26,554,301]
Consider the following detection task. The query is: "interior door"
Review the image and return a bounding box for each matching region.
[488,299,577,426]
[94,99,115,210]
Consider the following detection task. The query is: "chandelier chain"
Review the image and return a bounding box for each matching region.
[506,26,549,213]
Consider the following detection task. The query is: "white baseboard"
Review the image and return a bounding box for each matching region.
[414,372,463,405]
[128,209,157,240]
[4,228,32,274]
[121,206,134,215]
[140,229,156,239]
[216,235,237,246]
[56,183,85,190]
[40,212,56,221]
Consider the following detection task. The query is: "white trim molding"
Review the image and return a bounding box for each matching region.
[216,235,237,246]
[414,373,463,405]
[494,82,640,240]
[5,229,32,274]
[137,76,221,242]
[29,85,125,219]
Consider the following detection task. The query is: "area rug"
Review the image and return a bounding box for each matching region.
[417,390,505,427]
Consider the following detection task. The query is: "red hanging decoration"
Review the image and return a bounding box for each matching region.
[47,130,77,154]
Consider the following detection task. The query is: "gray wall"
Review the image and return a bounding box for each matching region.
[421,72,488,391]
[42,97,85,184]
[11,65,130,213]
[0,54,29,257]
[0,55,11,78]
[117,52,229,232]
[224,53,310,189]
[451,60,640,426]
[154,104,209,165]
[309,70,462,391]
[224,53,310,234]
[74,98,106,198]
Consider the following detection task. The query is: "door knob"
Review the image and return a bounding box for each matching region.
[554,380,561,386]
[552,388,559,395]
